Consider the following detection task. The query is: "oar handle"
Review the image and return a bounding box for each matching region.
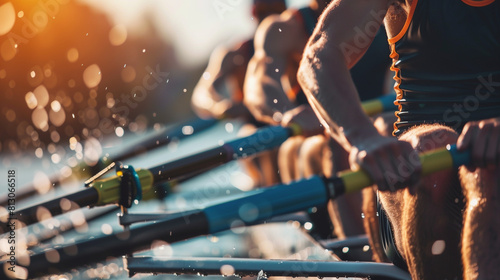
[339,144,471,195]
[361,94,396,116]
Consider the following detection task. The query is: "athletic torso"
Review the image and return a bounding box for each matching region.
[386,0,500,136]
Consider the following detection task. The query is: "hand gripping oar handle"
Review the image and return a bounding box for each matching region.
[331,144,471,197]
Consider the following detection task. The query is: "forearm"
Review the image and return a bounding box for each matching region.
[191,84,219,118]
[245,81,296,125]
[192,75,232,119]
[299,38,379,150]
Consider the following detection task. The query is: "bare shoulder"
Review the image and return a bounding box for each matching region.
[384,0,412,38]
[254,9,307,55]
[205,44,246,74]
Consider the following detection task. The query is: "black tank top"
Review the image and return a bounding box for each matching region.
[391,0,500,136]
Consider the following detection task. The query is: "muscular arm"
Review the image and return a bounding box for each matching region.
[298,0,421,191]
[191,46,245,119]
[244,14,303,125]
[298,0,393,149]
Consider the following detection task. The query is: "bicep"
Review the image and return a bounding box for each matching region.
[250,17,296,84]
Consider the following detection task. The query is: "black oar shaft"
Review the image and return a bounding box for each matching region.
[111,118,217,163]
[149,147,230,182]
[0,188,98,232]
[0,118,217,207]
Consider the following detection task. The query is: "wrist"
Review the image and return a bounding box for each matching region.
[344,122,381,147]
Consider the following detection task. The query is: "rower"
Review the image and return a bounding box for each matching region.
[244,0,392,240]
[191,0,287,187]
[298,0,500,279]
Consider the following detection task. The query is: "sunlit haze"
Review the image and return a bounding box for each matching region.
[80,0,309,68]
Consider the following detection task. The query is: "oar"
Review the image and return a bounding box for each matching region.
[2,125,293,229]
[0,117,218,206]
[2,94,396,229]
[1,144,468,279]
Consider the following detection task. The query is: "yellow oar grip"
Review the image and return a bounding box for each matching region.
[339,147,455,194]
[288,123,303,136]
[92,169,154,206]
[419,147,454,176]
[361,99,383,116]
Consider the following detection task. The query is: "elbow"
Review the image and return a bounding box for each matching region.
[298,41,323,99]
[191,87,214,119]
[243,90,265,123]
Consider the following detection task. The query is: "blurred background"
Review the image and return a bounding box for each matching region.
[0,0,309,158]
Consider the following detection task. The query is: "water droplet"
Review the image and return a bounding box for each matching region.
[115,127,124,137]
[275,68,279,73]
[0,3,16,36]
[44,248,60,264]
[33,85,49,108]
[220,265,235,276]
[51,100,61,112]
[33,172,51,194]
[67,48,79,62]
[142,49,146,53]
[35,148,43,158]
[49,106,66,127]
[109,24,127,46]
[30,71,36,78]
[273,99,278,104]
[363,245,370,252]
[51,153,61,164]
[278,28,282,32]
[342,247,349,253]
[1,38,16,61]
[361,213,365,219]
[5,109,15,122]
[182,125,194,135]
[202,72,211,80]
[101,224,113,235]
[304,222,313,230]
[121,65,136,83]
[32,108,49,131]
[431,240,446,255]
[225,123,234,133]
[83,64,102,88]
[183,88,187,93]
[17,11,24,18]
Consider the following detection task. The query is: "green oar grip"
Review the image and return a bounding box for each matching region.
[361,94,396,116]
[91,169,154,206]
[339,144,470,194]
[290,95,396,137]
